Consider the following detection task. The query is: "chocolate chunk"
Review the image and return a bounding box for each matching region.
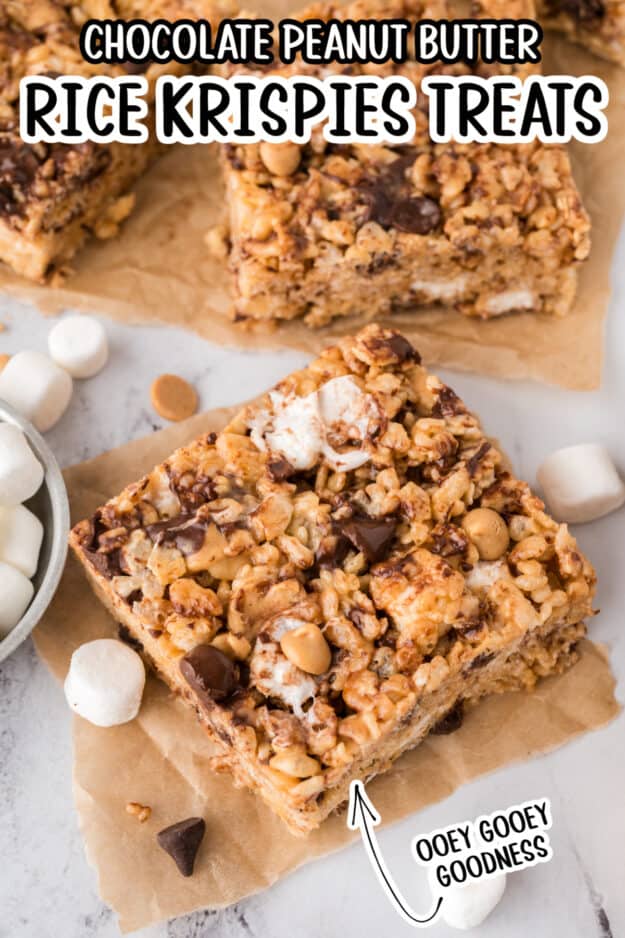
[466,442,491,477]
[466,651,495,672]
[391,196,441,234]
[118,624,143,652]
[315,533,351,569]
[180,645,239,702]
[157,817,205,877]
[343,517,396,563]
[267,456,295,481]
[431,701,464,735]
[145,514,206,555]
[431,385,466,418]
[83,547,122,579]
[552,0,604,19]
[384,333,419,362]
[122,60,149,74]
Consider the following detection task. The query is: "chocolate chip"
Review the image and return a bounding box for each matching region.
[146,514,206,555]
[180,645,239,702]
[431,385,466,418]
[315,532,351,569]
[431,701,464,735]
[391,196,441,234]
[384,333,419,363]
[551,0,604,19]
[267,456,295,481]
[343,517,396,563]
[118,625,143,652]
[466,651,495,672]
[466,442,491,478]
[157,817,205,877]
[122,60,149,74]
[83,548,122,579]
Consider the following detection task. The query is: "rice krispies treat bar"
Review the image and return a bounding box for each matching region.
[70,325,595,836]
[219,0,590,328]
[537,0,625,66]
[0,0,234,282]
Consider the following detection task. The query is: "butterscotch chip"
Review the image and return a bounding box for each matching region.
[0,353,10,372]
[150,374,198,422]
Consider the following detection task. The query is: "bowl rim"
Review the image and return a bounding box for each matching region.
[0,399,70,663]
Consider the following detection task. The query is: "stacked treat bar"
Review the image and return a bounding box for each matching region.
[0,0,234,281]
[220,0,591,326]
[70,325,596,835]
[538,0,625,66]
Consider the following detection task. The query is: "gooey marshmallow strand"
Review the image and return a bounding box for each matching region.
[250,375,380,472]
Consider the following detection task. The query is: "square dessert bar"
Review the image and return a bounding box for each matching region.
[220,0,591,327]
[71,325,596,836]
[0,0,234,282]
[537,0,625,66]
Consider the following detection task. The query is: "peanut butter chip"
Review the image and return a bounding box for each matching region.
[280,623,331,675]
[0,353,10,372]
[150,374,198,422]
[462,508,510,560]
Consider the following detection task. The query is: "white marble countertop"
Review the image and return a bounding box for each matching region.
[1,237,624,938]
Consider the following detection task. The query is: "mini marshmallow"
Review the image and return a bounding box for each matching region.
[0,561,34,637]
[48,315,109,379]
[440,874,507,930]
[0,350,73,432]
[64,639,146,727]
[0,503,44,578]
[0,423,44,506]
[537,443,625,524]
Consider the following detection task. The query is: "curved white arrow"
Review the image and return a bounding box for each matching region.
[348,780,443,928]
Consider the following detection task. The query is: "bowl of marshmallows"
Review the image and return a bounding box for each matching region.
[0,399,69,662]
[0,314,110,662]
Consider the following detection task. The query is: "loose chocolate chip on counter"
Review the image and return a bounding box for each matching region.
[157,817,206,877]
[391,196,441,234]
[343,517,397,563]
[431,701,464,735]
[180,645,239,702]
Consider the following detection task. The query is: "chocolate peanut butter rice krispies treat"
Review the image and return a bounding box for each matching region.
[70,325,596,836]
[0,0,234,282]
[537,0,625,67]
[219,0,590,327]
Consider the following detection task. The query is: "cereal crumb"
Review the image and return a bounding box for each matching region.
[126,801,152,823]
[151,374,198,422]
[204,223,229,260]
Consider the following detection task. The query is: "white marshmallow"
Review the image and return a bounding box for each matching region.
[537,443,625,524]
[0,561,34,637]
[250,376,380,473]
[0,503,44,578]
[465,560,511,593]
[64,639,146,727]
[48,315,109,379]
[440,874,507,930]
[0,423,44,506]
[0,350,73,432]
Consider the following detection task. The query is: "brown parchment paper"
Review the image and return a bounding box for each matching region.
[0,33,623,388]
[33,404,620,933]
